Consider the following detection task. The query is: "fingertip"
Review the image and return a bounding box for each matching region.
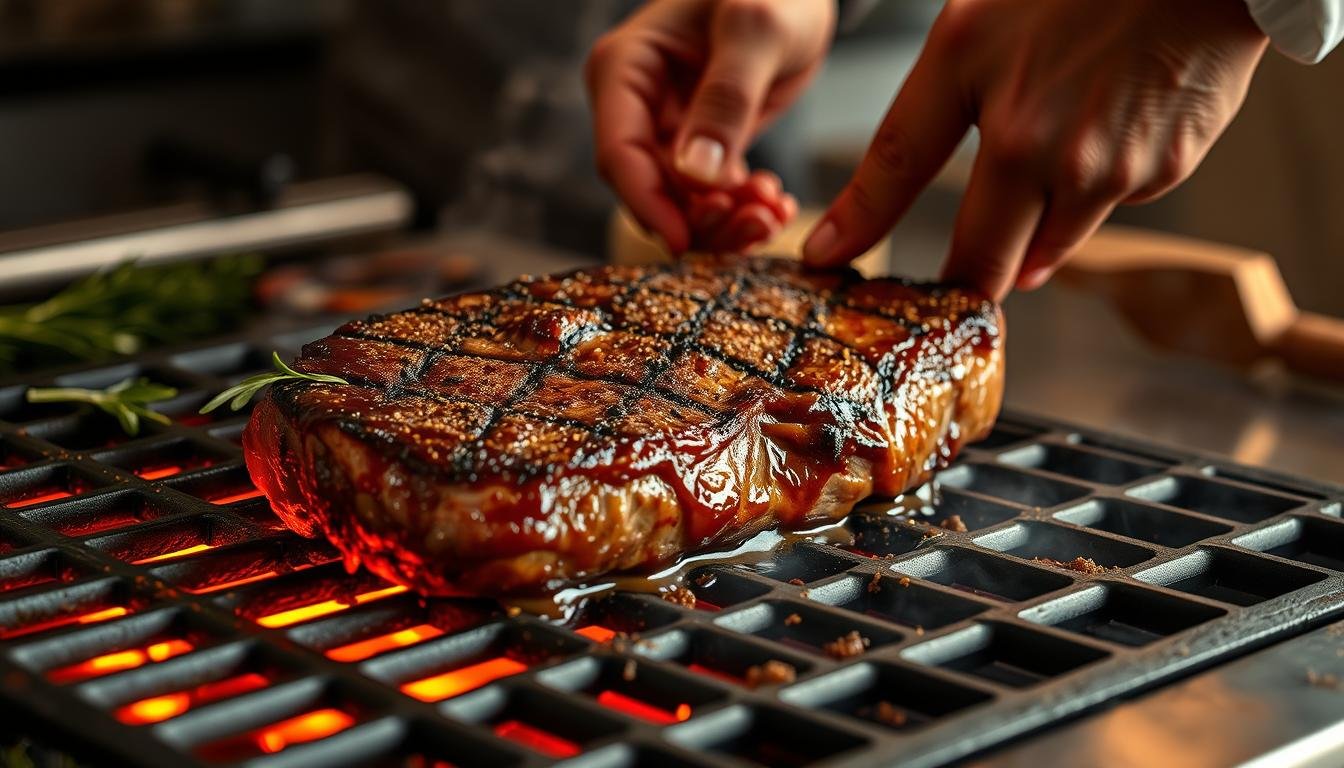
[1015,265,1052,292]
[802,217,840,267]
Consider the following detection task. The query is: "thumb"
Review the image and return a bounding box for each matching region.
[674,8,785,186]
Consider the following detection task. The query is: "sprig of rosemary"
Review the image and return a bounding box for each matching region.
[200,352,348,414]
[0,255,262,373]
[26,377,178,436]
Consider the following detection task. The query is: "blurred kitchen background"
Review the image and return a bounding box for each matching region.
[0,0,1340,480]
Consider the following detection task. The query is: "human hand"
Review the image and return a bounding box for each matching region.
[803,0,1269,299]
[585,0,833,253]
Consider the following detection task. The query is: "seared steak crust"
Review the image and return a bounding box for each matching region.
[244,255,1004,594]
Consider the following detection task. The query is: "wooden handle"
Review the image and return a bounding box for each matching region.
[1060,225,1344,383]
[1276,312,1344,381]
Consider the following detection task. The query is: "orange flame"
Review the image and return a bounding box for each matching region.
[187,570,281,595]
[115,672,270,725]
[4,489,73,509]
[401,657,526,702]
[2,606,128,640]
[254,708,355,754]
[255,585,408,628]
[574,625,616,642]
[326,623,444,663]
[208,488,264,505]
[596,690,692,724]
[132,544,214,565]
[48,639,194,684]
[493,720,579,758]
[136,465,184,481]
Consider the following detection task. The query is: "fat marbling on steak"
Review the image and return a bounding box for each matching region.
[244,255,1004,594]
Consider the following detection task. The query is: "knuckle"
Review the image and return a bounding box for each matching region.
[694,77,754,125]
[931,0,983,51]
[593,147,621,184]
[718,0,787,41]
[1100,151,1140,197]
[584,34,621,87]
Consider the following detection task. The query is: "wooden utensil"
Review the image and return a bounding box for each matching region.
[1060,225,1344,382]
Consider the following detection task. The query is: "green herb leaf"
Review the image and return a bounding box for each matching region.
[199,351,349,414]
[0,254,262,374]
[26,377,178,437]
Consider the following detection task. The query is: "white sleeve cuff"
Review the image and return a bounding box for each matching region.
[1245,0,1344,63]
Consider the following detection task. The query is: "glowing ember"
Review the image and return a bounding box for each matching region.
[207,488,265,505]
[255,585,408,628]
[2,606,128,640]
[401,657,527,702]
[132,544,215,565]
[186,570,281,595]
[574,625,616,642]
[493,720,579,758]
[48,639,194,684]
[254,708,355,754]
[4,488,73,509]
[136,465,184,481]
[325,624,444,663]
[595,690,691,724]
[115,672,269,725]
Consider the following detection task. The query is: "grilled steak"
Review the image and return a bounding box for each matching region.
[244,255,1004,595]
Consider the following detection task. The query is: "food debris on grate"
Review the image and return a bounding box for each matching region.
[1031,556,1112,575]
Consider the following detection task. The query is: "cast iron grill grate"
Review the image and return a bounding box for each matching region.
[0,327,1340,768]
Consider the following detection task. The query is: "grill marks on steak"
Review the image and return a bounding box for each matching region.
[245,255,1004,594]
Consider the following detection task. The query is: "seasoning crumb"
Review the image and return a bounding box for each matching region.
[1031,556,1110,576]
[823,630,871,659]
[622,659,638,682]
[898,576,911,588]
[867,572,883,594]
[694,572,716,587]
[1174,643,1191,658]
[1306,669,1342,691]
[867,700,908,728]
[788,578,806,586]
[660,585,698,608]
[938,514,968,532]
[784,613,803,626]
[799,588,810,599]
[745,660,797,688]
[915,625,925,636]
[506,605,522,618]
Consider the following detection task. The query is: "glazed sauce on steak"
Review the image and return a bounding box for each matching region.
[244,255,1003,595]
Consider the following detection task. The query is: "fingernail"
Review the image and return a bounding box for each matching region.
[676,136,724,183]
[803,220,838,265]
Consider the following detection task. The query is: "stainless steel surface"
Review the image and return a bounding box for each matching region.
[0,174,413,290]
[967,618,1344,768]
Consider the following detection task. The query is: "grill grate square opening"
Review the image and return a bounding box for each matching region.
[365,622,583,703]
[818,573,992,632]
[1237,516,1344,573]
[538,657,723,725]
[1202,466,1327,500]
[153,535,335,595]
[93,439,233,482]
[165,464,265,506]
[570,593,683,636]
[716,600,901,659]
[17,490,184,538]
[894,548,1074,602]
[193,704,361,763]
[85,514,252,565]
[975,521,1157,571]
[750,544,858,585]
[0,464,106,510]
[682,567,773,611]
[904,622,1109,688]
[1054,499,1232,549]
[171,343,274,381]
[85,643,283,726]
[938,463,1091,508]
[1021,583,1226,646]
[999,444,1167,486]
[26,411,163,450]
[1136,548,1328,606]
[666,705,867,767]
[290,598,498,663]
[0,549,84,594]
[234,575,409,629]
[1130,476,1304,523]
[443,687,626,759]
[781,662,994,732]
[635,628,813,689]
[0,577,136,640]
